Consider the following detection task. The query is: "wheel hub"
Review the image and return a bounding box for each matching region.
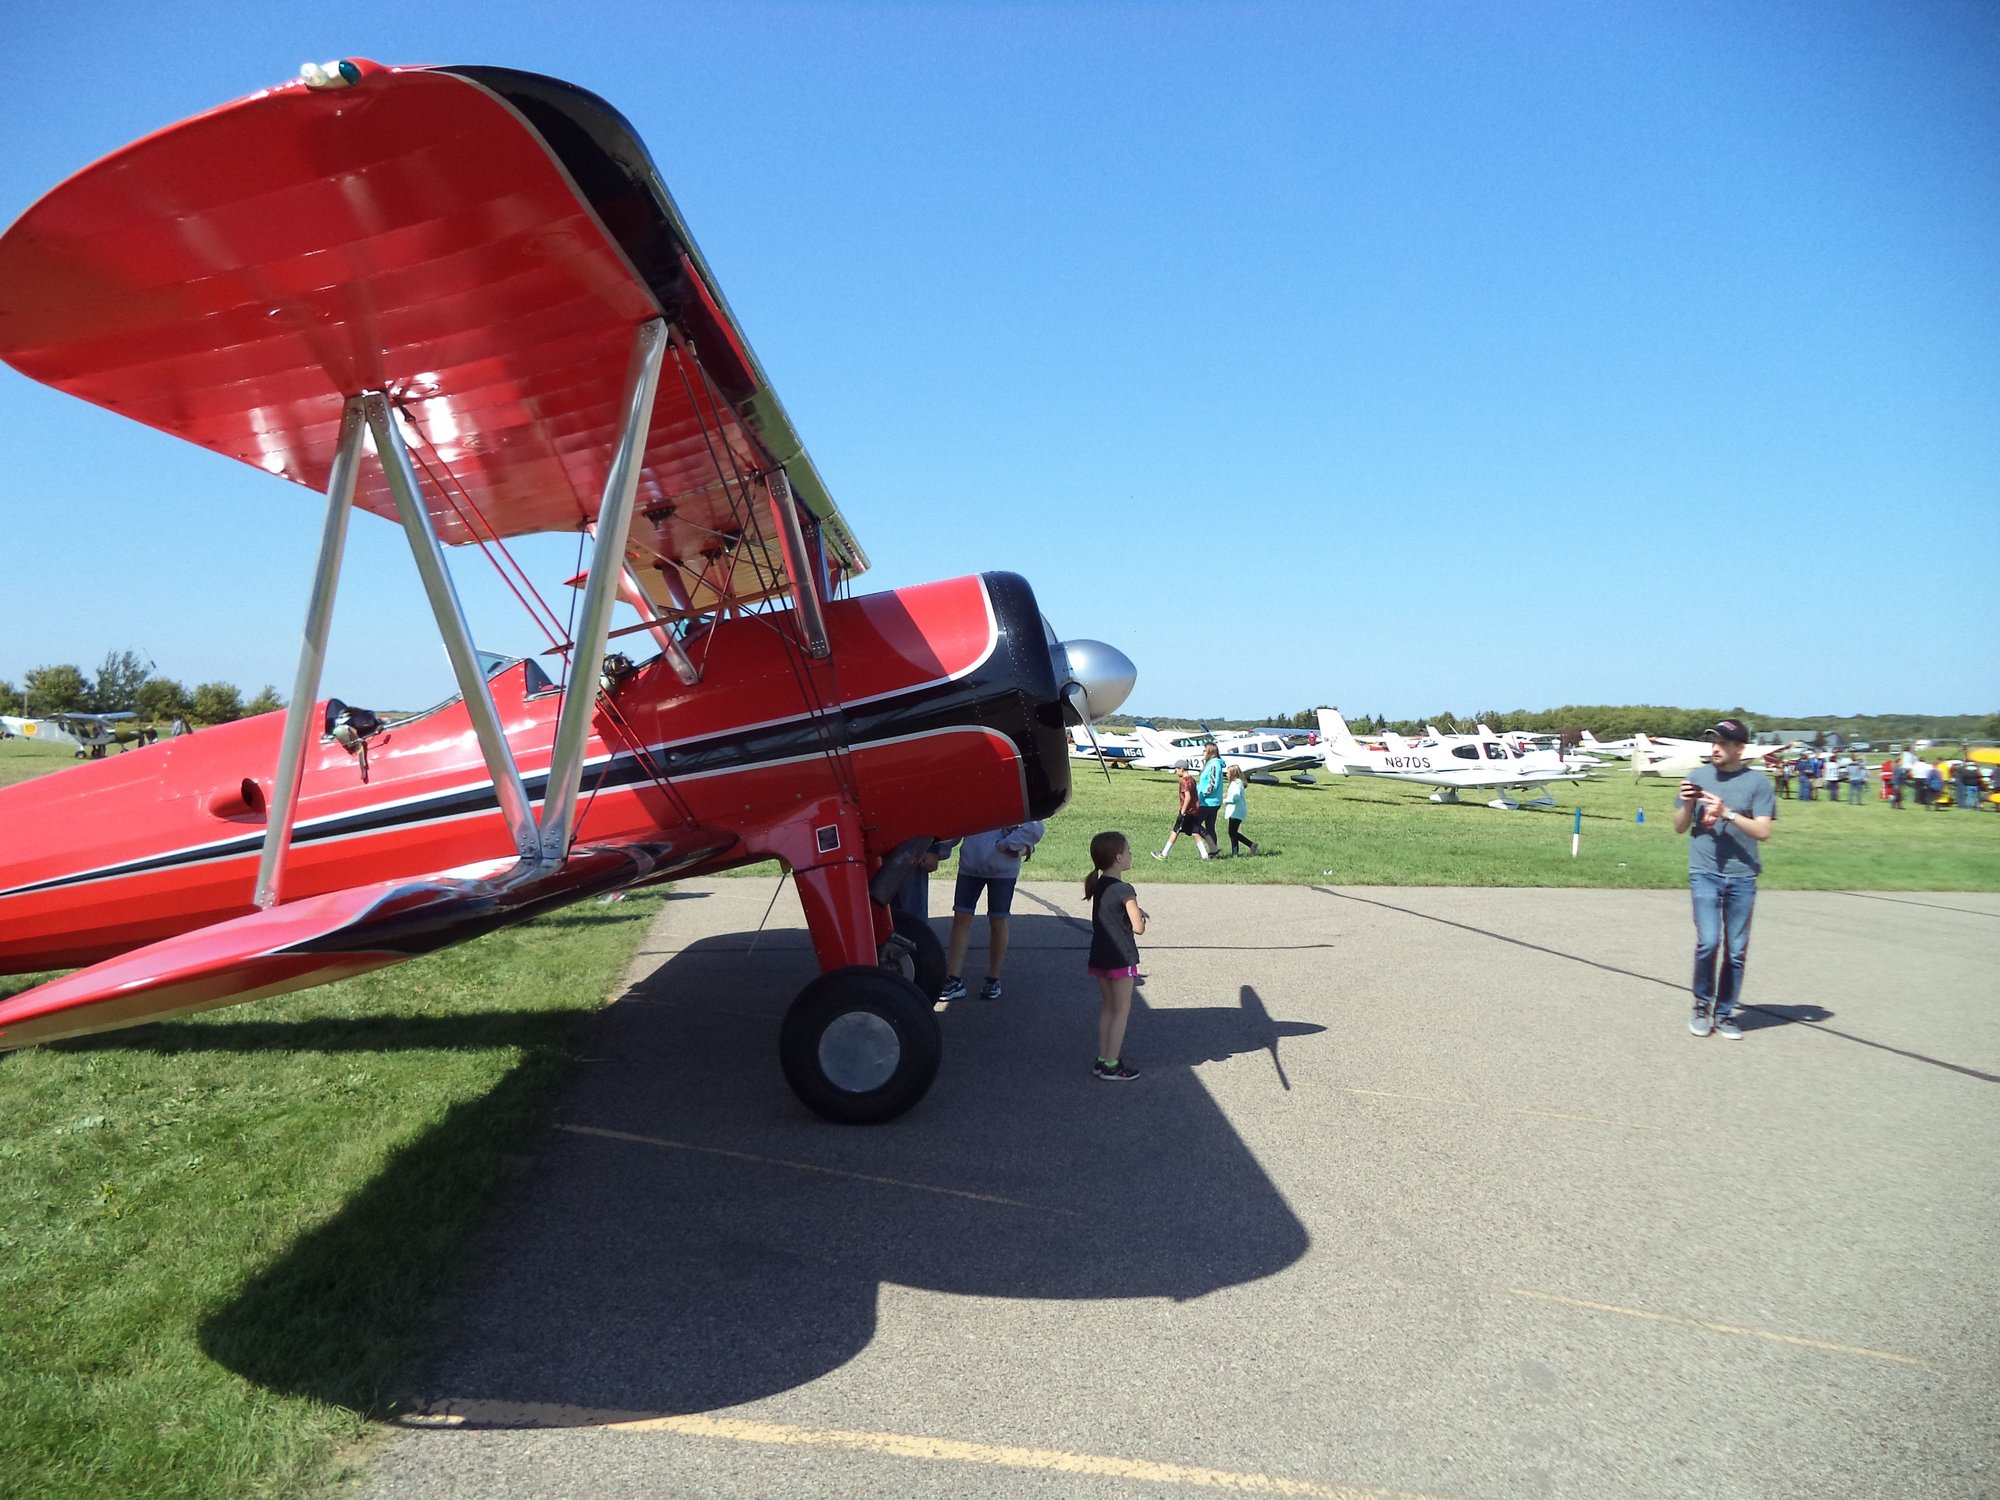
[817,1011,901,1094]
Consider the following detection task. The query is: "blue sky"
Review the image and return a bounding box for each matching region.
[1,1,1994,722]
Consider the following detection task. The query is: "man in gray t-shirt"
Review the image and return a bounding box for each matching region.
[1673,719,1777,1039]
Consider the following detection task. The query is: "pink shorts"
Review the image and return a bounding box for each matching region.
[1088,964,1140,980]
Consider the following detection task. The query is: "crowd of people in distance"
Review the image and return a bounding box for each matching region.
[1774,748,1996,810]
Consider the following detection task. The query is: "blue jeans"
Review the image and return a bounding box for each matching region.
[1690,870,1757,1016]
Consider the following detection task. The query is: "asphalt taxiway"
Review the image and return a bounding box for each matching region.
[360,878,2000,1500]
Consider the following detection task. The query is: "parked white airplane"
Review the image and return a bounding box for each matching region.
[1129,721,1212,771]
[0,711,138,758]
[1497,729,1604,773]
[1629,732,1793,779]
[1578,730,1636,760]
[1217,729,1320,783]
[1130,722,1320,781]
[1316,708,1587,809]
[1067,723,1142,765]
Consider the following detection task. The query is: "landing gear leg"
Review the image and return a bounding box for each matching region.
[878,907,947,1001]
[787,851,941,1123]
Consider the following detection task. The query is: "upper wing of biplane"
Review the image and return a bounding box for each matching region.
[0,59,862,621]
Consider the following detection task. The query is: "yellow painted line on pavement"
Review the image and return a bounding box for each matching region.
[556,1123,1079,1217]
[1505,1287,1928,1366]
[401,1403,1449,1499]
[1335,1086,1661,1132]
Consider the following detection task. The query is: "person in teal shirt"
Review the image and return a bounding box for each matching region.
[1194,744,1227,855]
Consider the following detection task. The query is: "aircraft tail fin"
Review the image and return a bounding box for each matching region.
[1314,708,1360,773]
[1130,721,1192,769]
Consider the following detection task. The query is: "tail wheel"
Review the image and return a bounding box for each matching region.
[878,906,946,1002]
[780,966,941,1124]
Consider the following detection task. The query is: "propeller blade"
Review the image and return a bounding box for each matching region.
[1062,682,1115,785]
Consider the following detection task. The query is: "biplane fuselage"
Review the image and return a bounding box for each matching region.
[0,572,1066,977]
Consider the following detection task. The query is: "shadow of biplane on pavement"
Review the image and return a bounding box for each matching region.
[188,913,1316,1419]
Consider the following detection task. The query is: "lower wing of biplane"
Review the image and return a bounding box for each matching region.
[0,60,1134,1123]
[0,835,730,1051]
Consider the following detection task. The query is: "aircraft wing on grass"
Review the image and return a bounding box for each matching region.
[0,833,733,1050]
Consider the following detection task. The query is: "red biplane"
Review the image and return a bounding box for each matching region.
[0,60,1134,1123]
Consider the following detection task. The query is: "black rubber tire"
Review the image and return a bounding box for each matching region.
[878,906,947,1002]
[780,965,942,1125]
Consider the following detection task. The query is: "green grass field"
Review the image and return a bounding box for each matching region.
[0,738,91,788]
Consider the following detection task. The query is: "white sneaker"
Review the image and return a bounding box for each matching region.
[1151,850,1168,860]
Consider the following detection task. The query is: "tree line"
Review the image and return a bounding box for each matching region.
[1,650,283,726]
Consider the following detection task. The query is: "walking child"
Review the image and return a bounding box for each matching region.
[1153,767,1212,859]
[1084,831,1148,1081]
[1221,764,1260,855]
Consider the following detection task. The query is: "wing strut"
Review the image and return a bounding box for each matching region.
[254,319,672,902]
[368,392,542,860]
[538,318,668,860]
[618,565,701,685]
[765,469,830,659]
[254,399,367,909]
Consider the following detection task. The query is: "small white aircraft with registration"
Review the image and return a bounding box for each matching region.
[0,712,139,758]
[1129,722,1213,772]
[1067,723,1143,766]
[1317,709,1587,809]
[1130,722,1319,782]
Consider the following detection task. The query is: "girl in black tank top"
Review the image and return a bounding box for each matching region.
[1083,832,1148,1081]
